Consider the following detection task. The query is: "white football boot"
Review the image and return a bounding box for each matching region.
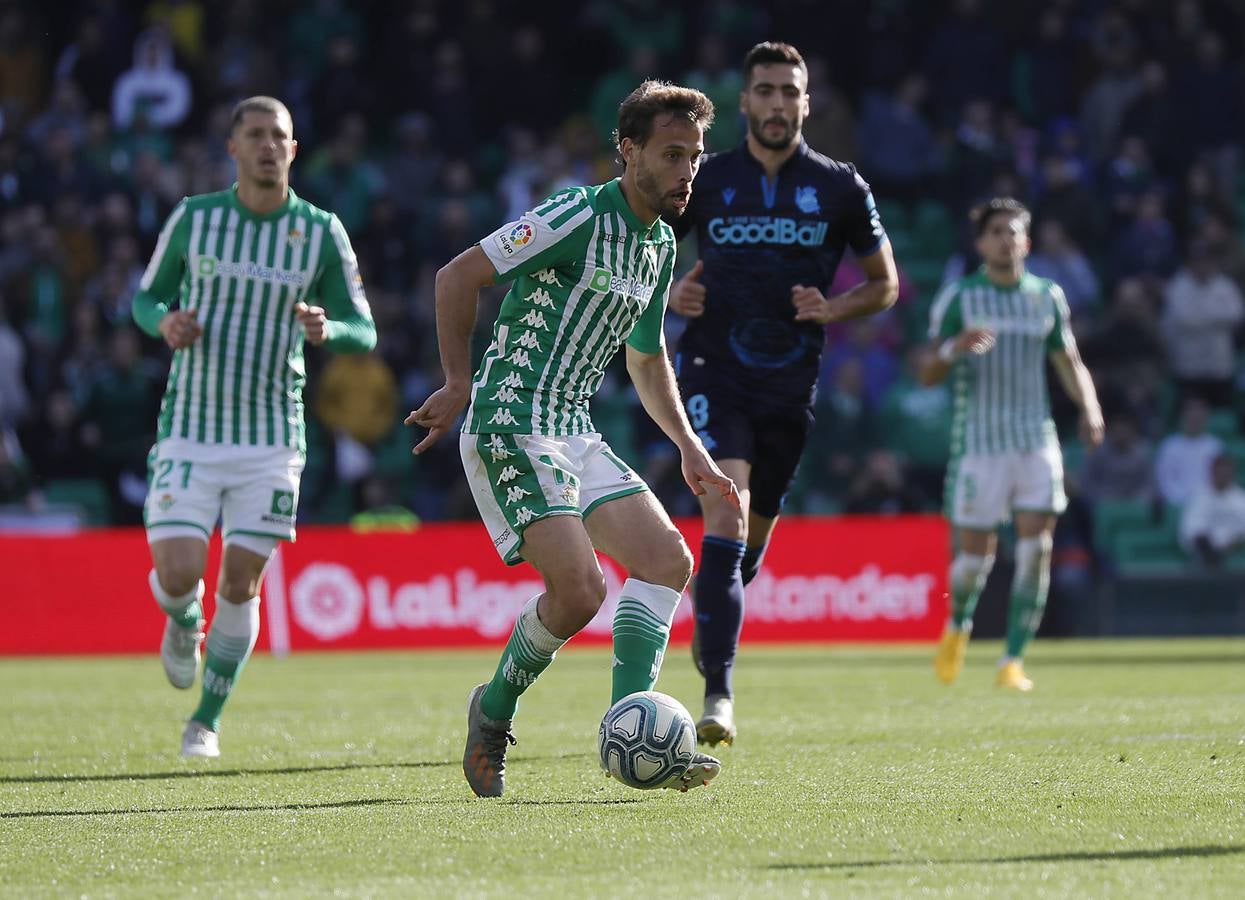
[181,721,220,758]
[161,618,204,689]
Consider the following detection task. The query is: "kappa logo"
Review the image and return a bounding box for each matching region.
[494,218,539,258]
[487,434,514,461]
[495,464,523,484]
[505,485,533,506]
[507,348,535,370]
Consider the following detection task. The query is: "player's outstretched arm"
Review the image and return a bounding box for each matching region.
[625,344,739,508]
[1050,347,1105,448]
[406,245,497,454]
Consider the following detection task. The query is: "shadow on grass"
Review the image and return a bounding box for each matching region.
[1,794,644,819]
[0,752,589,785]
[767,843,1245,870]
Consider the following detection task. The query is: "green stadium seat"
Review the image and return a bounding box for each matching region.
[904,258,947,296]
[875,199,909,233]
[1206,408,1240,441]
[1112,525,1187,575]
[42,478,112,526]
[912,201,956,258]
[1227,438,1245,484]
[1092,498,1153,556]
[1062,438,1085,480]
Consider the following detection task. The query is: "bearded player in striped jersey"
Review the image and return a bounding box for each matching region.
[921,198,1102,691]
[408,81,738,797]
[133,96,376,757]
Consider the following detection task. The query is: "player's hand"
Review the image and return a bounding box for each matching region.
[405,382,470,454]
[295,302,329,345]
[157,309,202,350]
[669,260,706,317]
[1081,405,1105,449]
[679,440,741,509]
[791,284,833,324]
[955,327,996,356]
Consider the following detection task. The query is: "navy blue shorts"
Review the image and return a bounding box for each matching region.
[676,361,814,519]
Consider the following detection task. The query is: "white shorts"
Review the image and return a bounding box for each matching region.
[144,438,305,544]
[460,431,648,565]
[945,444,1067,530]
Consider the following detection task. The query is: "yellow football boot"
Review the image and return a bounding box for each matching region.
[933,626,970,684]
[995,659,1034,692]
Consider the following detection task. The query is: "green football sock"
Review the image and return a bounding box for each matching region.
[949,553,992,630]
[1005,536,1051,658]
[191,596,259,731]
[611,579,681,703]
[481,596,565,721]
[149,570,204,629]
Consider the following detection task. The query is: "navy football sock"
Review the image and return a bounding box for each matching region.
[696,536,746,698]
[740,544,767,586]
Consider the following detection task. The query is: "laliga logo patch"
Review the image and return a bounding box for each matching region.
[510,222,533,247]
[494,219,538,258]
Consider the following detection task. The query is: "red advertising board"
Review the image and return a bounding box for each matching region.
[0,516,948,655]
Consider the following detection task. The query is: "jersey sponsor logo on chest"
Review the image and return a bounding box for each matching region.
[707,216,828,247]
[195,255,308,287]
[967,314,1053,337]
[589,267,655,302]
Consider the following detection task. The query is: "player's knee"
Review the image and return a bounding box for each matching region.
[156,561,203,598]
[629,534,694,591]
[704,504,747,542]
[548,566,607,620]
[950,552,995,593]
[218,562,265,603]
[1014,533,1053,580]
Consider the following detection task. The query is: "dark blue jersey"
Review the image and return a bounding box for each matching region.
[674,139,887,406]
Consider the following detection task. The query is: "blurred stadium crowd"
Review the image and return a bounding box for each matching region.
[1,0,1244,581]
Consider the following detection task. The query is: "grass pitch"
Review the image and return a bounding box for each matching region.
[1,639,1242,898]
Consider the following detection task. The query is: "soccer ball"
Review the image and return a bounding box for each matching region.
[597,691,696,789]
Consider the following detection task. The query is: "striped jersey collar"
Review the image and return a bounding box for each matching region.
[227,183,300,221]
[602,177,657,237]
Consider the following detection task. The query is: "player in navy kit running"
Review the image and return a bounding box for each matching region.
[670,42,899,745]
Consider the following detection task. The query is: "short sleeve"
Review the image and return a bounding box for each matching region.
[138,199,190,298]
[1046,282,1073,351]
[317,215,371,318]
[479,188,595,282]
[843,166,888,257]
[928,280,964,340]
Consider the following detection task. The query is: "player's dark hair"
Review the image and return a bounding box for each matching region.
[970,197,1031,237]
[230,96,293,134]
[743,42,807,87]
[613,80,714,164]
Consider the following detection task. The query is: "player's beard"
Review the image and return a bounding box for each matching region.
[748,113,800,150]
[634,156,681,218]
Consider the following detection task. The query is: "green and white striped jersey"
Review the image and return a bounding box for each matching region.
[133,186,376,453]
[928,269,1073,456]
[468,178,676,435]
